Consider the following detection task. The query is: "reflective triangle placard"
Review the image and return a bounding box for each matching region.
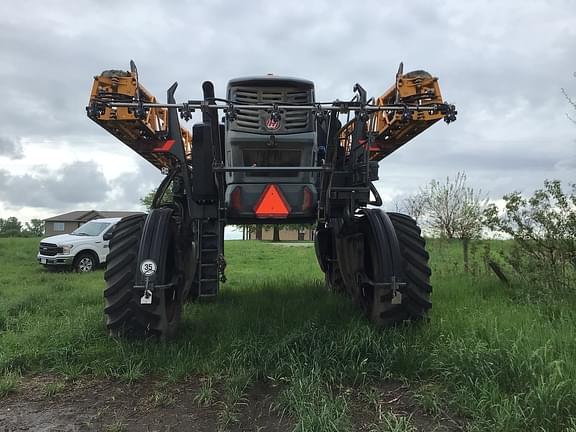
[254,184,291,218]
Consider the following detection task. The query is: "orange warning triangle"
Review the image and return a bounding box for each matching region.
[254,184,291,218]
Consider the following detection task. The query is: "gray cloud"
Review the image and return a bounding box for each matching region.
[104,157,163,211]
[0,136,23,159]
[374,131,576,202]
[0,160,110,208]
[0,0,575,218]
[1,1,574,137]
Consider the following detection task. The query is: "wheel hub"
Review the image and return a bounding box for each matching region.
[78,257,93,272]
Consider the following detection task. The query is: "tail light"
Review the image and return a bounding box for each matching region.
[230,186,242,211]
[302,186,313,211]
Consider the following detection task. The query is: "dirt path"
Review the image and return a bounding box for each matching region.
[0,375,463,431]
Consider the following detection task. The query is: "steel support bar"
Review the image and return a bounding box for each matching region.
[213,166,326,172]
[96,101,450,113]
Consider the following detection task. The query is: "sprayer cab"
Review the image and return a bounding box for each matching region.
[224,76,319,224]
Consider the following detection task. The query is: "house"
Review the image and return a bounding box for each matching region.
[43,210,143,236]
[247,225,315,241]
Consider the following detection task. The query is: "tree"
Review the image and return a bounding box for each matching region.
[262,224,287,242]
[245,223,314,242]
[561,82,576,124]
[0,216,23,237]
[235,224,256,240]
[140,188,174,211]
[416,172,487,272]
[484,180,576,294]
[140,191,154,210]
[24,219,44,237]
[400,193,427,224]
[421,173,484,239]
[272,225,281,242]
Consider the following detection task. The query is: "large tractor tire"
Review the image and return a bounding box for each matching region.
[385,212,432,321]
[104,209,185,339]
[333,209,431,325]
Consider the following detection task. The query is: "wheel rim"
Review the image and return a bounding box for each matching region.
[78,257,93,272]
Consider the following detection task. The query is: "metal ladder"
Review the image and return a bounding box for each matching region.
[197,219,221,297]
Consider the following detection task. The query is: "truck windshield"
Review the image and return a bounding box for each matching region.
[71,222,111,237]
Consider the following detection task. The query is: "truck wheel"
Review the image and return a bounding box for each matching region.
[74,252,97,272]
[104,210,184,339]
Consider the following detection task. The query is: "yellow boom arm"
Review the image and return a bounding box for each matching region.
[339,69,449,161]
[88,69,192,170]
[88,65,453,169]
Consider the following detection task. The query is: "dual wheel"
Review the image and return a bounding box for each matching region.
[103,210,194,338]
[316,209,432,326]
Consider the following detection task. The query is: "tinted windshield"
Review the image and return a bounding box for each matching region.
[71,222,111,236]
[243,149,301,177]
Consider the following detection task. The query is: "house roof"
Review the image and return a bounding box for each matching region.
[44,210,143,222]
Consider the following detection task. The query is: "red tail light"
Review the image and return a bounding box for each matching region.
[302,186,313,211]
[230,186,242,210]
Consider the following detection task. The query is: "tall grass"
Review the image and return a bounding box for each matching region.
[0,238,575,430]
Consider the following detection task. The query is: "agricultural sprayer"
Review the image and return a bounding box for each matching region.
[86,61,456,337]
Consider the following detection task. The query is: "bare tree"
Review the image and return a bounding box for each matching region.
[400,193,427,224]
[561,78,576,124]
[420,172,487,272]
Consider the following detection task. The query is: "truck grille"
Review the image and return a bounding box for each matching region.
[230,87,312,134]
[284,111,308,130]
[39,242,62,256]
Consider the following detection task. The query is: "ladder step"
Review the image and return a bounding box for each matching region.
[197,219,221,299]
[199,284,219,296]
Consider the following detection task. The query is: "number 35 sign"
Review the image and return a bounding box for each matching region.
[140,259,157,277]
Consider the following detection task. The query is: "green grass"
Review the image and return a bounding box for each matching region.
[368,413,416,432]
[0,369,19,397]
[1,237,575,430]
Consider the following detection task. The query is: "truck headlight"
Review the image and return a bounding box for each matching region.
[61,244,74,254]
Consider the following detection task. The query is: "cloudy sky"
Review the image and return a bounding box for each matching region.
[0,0,575,224]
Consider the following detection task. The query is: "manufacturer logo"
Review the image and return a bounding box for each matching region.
[265,116,280,130]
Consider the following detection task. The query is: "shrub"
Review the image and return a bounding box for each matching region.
[484,180,576,297]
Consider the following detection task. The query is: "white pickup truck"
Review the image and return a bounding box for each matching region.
[37,217,122,272]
